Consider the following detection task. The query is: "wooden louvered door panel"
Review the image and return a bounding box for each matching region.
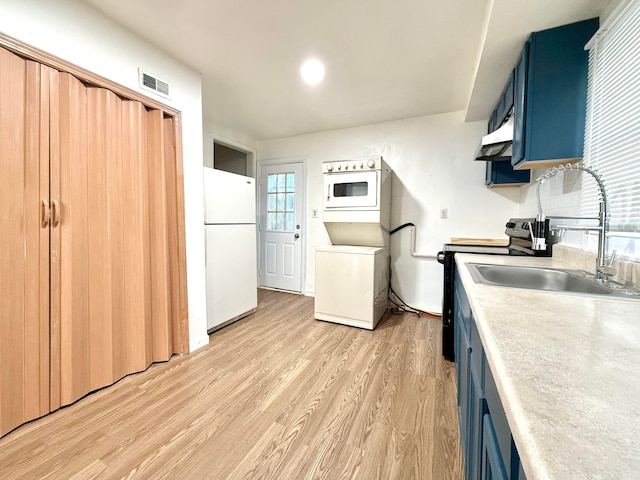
[85,86,127,392]
[56,72,91,406]
[121,100,154,373]
[146,109,173,361]
[56,76,175,407]
[0,49,51,437]
[163,116,186,351]
[0,41,187,436]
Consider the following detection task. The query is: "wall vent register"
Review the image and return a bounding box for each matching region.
[139,68,171,98]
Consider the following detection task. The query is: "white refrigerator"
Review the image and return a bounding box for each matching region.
[204,167,257,332]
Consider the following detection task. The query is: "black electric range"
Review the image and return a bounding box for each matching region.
[436,218,554,362]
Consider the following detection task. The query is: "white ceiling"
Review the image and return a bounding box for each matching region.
[81,0,610,141]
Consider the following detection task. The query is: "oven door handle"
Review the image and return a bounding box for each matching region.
[436,252,445,264]
[327,183,330,201]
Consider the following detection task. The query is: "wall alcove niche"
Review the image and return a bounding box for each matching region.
[0,33,189,438]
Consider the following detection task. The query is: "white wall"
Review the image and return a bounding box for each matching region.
[0,0,209,352]
[257,111,521,312]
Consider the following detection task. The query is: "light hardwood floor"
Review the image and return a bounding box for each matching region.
[0,289,463,479]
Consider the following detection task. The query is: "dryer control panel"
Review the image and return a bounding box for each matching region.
[322,157,383,173]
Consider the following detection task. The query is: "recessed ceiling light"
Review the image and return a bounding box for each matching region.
[300,59,325,86]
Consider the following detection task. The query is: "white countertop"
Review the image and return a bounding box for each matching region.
[455,253,640,480]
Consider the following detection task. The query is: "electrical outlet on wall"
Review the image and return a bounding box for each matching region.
[440,208,448,219]
[312,209,318,218]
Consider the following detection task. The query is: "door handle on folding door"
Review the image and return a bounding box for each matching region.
[41,199,50,228]
[51,200,60,227]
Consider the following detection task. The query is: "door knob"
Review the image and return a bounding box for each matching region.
[294,233,300,239]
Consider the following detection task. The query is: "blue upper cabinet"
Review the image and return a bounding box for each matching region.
[512,18,599,169]
[485,70,530,188]
[485,160,530,188]
[495,71,515,132]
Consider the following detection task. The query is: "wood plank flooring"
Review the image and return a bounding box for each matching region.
[0,289,463,479]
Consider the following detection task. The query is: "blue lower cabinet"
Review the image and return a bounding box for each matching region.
[484,363,514,474]
[468,361,487,480]
[455,266,527,480]
[482,414,509,480]
[458,315,471,463]
[517,462,528,480]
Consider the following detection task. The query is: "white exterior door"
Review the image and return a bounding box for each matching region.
[259,162,304,292]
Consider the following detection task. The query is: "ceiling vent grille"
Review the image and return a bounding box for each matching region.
[139,69,171,98]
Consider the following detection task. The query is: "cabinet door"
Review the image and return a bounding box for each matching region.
[481,414,509,480]
[0,49,52,437]
[511,19,598,168]
[485,160,530,187]
[468,361,486,480]
[496,71,515,129]
[512,43,529,166]
[457,311,472,469]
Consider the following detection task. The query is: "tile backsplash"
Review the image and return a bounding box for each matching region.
[520,167,640,261]
[553,244,640,289]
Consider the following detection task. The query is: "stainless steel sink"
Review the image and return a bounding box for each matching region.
[467,263,640,300]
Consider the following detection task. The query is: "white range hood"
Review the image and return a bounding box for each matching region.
[474,116,514,161]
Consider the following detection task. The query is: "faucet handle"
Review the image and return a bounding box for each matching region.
[527,221,547,251]
[597,251,617,281]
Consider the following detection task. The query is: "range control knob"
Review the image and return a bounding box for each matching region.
[326,163,334,172]
[337,164,342,171]
[505,221,516,229]
[360,162,364,168]
[352,164,357,169]
[367,159,376,168]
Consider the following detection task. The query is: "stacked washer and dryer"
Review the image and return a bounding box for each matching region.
[314,157,392,330]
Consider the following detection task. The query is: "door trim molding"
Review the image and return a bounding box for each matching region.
[0,32,180,115]
[257,156,308,294]
[0,31,190,354]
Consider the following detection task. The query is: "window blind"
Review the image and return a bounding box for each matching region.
[582,0,640,258]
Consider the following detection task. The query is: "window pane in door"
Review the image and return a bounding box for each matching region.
[285,213,294,231]
[266,172,295,232]
[286,193,295,211]
[268,174,277,193]
[268,212,276,230]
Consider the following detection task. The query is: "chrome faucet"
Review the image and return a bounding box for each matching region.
[534,163,616,282]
